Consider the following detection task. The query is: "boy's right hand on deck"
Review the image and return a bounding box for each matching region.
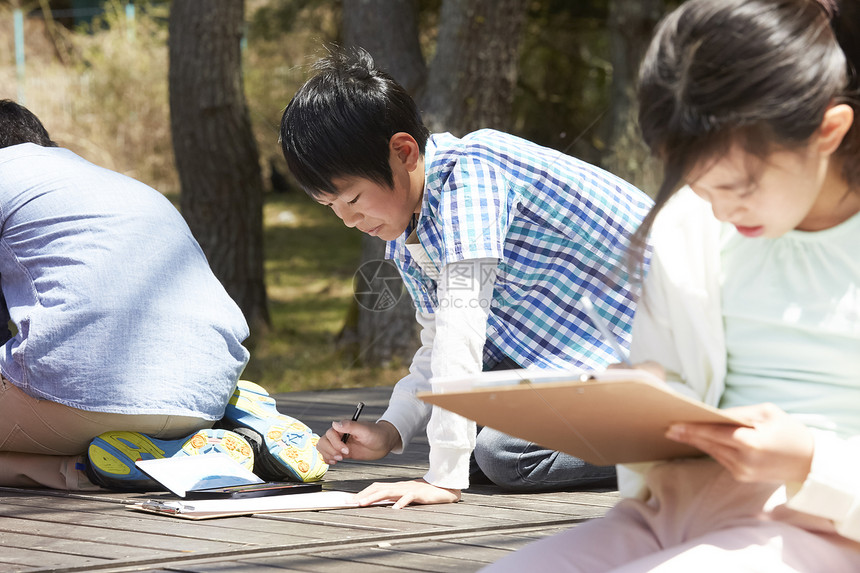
[355,479,461,509]
[317,419,402,464]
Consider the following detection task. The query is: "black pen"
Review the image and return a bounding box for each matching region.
[341,401,365,443]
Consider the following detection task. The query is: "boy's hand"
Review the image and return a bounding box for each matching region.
[355,479,461,509]
[316,419,401,464]
[665,402,814,484]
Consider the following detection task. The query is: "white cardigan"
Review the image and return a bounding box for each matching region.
[621,187,860,543]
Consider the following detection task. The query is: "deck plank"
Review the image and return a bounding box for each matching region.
[304,545,490,572]
[0,547,111,571]
[182,554,424,573]
[0,386,616,573]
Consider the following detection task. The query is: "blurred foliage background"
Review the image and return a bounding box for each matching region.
[0,0,664,393]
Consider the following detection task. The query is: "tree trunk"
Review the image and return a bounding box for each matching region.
[341,0,426,367]
[422,0,529,135]
[353,238,418,366]
[342,0,427,97]
[168,0,270,334]
[339,0,529,367]
[602,0,663,195]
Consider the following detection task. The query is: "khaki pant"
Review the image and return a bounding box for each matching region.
[482,457,860,572]
[0,376,210,490]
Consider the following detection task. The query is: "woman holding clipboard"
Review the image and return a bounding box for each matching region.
[484,0,860,570]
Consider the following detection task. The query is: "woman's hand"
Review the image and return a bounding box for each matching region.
[666,402,814,484]
[316,420,401,465]
[354,479,461,509]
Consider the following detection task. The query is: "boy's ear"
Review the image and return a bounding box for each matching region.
[389,132,421,171]
[816,103,854,156]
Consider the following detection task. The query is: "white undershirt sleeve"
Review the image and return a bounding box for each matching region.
[423,257,498,489]
[378,310,436,454]
[785,430,860,543]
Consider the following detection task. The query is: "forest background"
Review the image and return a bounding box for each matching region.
[0,0,667,393]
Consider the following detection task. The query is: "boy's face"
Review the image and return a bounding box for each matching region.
[317,137,424,241]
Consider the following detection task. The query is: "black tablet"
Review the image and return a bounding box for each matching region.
[183,481,323,499]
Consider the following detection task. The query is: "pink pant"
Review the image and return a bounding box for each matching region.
[483,458,860,572]
[0,377,210,490]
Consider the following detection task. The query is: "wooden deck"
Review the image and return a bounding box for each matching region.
[0,386,617,572]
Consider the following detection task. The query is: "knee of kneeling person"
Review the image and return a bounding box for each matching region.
[473,428,524,490]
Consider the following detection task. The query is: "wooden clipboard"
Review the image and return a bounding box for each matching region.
[129,490,391,520]
[418,369,749,466]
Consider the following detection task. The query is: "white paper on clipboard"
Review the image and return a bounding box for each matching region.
[135,453,264,498]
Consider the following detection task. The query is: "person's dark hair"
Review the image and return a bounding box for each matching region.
[279,47,430,198]
[631,0,859,262]
[0,99,56,149]
[828,0,860,177]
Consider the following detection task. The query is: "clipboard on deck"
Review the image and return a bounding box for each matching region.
[130,490,385,520]
[418,368,750,466]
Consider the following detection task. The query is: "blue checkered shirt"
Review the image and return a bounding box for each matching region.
[385,130,653,370]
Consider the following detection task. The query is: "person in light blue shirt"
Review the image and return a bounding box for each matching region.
[0,100,251,490]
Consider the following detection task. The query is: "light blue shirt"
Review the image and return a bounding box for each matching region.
[0,144,249,420]
[720,210,860,436]
[387,130,653,370]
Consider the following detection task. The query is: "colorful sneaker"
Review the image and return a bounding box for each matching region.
[222,380,328,483]
[87,428,253,491]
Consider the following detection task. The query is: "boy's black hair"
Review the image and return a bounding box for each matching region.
[279,47,430,198]
[630,0,858,263]
[0,100,57,149]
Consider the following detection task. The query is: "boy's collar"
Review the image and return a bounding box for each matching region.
[415,135,441,220]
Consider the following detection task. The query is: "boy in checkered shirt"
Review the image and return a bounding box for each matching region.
[280,48,652,508]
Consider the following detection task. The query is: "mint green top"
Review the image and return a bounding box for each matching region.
[720,209,860,437]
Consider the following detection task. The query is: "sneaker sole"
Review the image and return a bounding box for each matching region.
[88,429,253,491]
[224,380,328,482]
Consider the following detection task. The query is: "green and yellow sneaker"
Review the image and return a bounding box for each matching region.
[87,429,253,491]
[222,380,328,483]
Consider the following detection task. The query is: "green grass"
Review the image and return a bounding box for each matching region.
[242,193,410,393]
